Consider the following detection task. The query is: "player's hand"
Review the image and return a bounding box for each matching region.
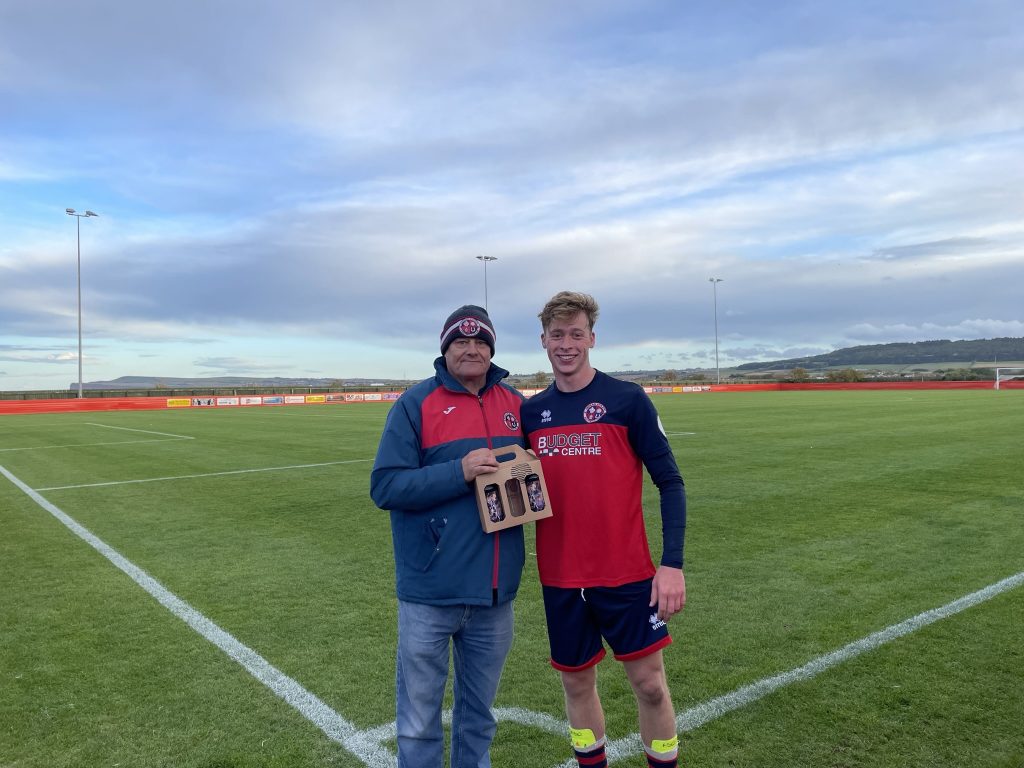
[461,448,499,482]
[650,566,686,621]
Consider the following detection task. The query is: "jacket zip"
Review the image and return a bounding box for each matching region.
[478,392,501,593]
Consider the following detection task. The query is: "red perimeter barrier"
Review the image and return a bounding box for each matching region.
[0,396,173,415]
[703,380,1022,392]
[0,381,1019,416]
[0,394,403,416]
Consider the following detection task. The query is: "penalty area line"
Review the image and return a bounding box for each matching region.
[36,459,373,491]
[0,463,396,768]
[86,422,196,439]
[0,438,189,453]
[10,452,1020,768]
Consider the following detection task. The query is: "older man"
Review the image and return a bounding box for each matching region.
[370,304,526,768]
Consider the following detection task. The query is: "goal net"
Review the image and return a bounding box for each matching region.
[994,367,1024,390]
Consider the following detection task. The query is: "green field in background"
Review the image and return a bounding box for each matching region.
[2,390,1022,767]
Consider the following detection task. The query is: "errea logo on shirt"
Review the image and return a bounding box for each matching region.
[535,432,602,457]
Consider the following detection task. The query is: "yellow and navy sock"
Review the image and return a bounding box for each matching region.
[644,735,679,767]
[570,727,607,767]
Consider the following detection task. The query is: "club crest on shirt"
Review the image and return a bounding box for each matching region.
[582,402,607,423]
[503,412,520,431]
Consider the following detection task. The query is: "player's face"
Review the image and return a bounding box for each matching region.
[444,337,492,391]
[542,311,595,382]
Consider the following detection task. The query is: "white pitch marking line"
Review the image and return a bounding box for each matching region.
[565,569,1024,766]
[0,464,396,768]
[664,431,696,436]
[35,459,373,491]
[357,705,569,746]
[493,707,567,735]
[0,438,188,453]
[87,422,196,440]
[8,457,1021,768]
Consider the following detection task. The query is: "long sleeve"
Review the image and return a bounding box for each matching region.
[370,396,470,512]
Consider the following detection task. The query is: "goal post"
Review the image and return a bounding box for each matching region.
[994,367,1024,390]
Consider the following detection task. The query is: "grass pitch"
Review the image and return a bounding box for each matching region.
[1,390,1022,767]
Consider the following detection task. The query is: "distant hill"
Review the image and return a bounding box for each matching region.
[72,337,1024,389]
[736,337,1024,372]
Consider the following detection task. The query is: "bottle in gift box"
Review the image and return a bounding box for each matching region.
[525,473,546,512]
[484,484,505,522]
[504,479,526,517]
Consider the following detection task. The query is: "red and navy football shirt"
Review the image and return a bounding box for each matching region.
[521,370,684,588]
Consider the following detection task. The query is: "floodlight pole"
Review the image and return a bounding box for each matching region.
[476,255,497,311]
[709,277,723,385]
[66,208,99,398]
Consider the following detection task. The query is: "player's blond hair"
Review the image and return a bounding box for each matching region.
[538,291,599,332]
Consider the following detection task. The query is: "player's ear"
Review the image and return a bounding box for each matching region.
[540,333,546,348]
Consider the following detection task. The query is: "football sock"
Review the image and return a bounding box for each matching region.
[573,741,607,767]
[644,735,679,767]
[570,727,607,767]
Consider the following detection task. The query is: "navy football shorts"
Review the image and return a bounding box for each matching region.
[542,578,672,671]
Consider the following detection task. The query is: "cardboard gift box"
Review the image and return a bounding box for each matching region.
[473,445,554,533]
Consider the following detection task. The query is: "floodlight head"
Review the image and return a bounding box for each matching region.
[85,210,98,217]
[66,208,76,214]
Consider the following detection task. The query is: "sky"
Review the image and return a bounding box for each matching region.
[1,0,1023,391]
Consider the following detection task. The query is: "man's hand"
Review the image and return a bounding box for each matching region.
[461,448,499,482]
[650,566,686,621]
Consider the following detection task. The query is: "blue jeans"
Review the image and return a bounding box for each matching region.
[396,599,514,768]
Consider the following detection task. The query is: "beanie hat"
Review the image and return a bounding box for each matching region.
[440,305,496,355]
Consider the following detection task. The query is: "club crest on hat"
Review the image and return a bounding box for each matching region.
[440,304,495,354]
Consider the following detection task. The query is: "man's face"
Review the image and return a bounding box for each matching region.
[444,337,492,387]
[541,311,595,379]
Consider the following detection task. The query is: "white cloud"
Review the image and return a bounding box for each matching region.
[1,1,1022,389]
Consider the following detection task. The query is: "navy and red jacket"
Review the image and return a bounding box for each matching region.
[370,357,526,606]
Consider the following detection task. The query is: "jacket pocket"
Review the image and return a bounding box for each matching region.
[410,515,448,572]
